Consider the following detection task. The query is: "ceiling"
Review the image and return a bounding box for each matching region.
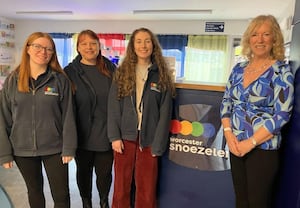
[0,0,295,21]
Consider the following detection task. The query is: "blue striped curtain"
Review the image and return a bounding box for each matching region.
[157,35,188,77]
[157,35,188,50]
[49,33,74,68]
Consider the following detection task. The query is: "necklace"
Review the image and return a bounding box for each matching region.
[244,59,271,74]
[136,63,151,82]
[136,70,148,82]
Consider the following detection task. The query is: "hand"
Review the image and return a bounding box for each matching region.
[224,131,241,157]
[2,161,13,169]
[62,156,73,164]
[236,139,254,157]
[112,140,124,154]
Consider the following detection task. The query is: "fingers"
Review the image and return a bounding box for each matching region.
[112,140,124,154]
[62,156,73,164]
[236,140,253,157]
[2,161,13,169]
[227,139,240,154]
[225,133,243,157]
[121,142,124,153]
[229,148,241,157]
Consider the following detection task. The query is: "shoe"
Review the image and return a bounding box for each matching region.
[82,197,92,208]
[100,198,109,208]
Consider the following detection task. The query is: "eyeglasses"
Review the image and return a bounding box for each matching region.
[28,43,54,54]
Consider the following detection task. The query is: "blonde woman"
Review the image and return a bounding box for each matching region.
[220,15,294,208]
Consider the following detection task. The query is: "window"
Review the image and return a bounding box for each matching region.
[52,38,74,68]
[158,35,187,78]
[51,33,237,85]
[162,49,182,77]
[98,34,126,65]
[183,35,228,84]
[184,48,226,83]
[50,33,74,68]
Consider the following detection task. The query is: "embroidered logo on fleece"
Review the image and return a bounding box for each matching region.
[150,82,161,92]
[44,86,59,96]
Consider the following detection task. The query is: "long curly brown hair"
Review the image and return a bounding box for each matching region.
[114,27,175,99]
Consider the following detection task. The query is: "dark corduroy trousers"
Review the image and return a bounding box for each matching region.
[112,139,158,208]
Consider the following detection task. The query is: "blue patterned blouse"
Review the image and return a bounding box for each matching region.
[220,60,294,150]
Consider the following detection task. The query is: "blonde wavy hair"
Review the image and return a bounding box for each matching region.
[241,15,285,61]
[114,27,175,99]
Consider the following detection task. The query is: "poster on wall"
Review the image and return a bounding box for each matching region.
[0,17,15,89]
[164,56,176,81]
[0,76,5,90]
[0,50,14,64]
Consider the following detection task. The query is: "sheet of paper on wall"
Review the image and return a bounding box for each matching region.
[0,76,6,90]
[0,17,15,81]
[164,56,176,81]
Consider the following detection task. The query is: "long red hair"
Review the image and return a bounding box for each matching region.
[15,32,63,92]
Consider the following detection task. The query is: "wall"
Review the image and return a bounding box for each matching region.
[11,19,248,67]
[14,19,248,44]
[15,19,249,36]
[4,0,297,68]
[0,17,15,88]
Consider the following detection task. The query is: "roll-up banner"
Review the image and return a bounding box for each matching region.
[158,88,235,208]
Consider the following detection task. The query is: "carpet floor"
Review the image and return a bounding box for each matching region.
[0,185,13,208]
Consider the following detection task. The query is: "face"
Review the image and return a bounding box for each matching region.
[27,37,54,66]
[77,34,100,64]
[249,21,274,58]
[134,31,153,63]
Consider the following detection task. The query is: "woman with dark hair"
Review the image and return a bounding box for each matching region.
[64,29,116,208]
[108,27,175,208]
[0,32,77,208]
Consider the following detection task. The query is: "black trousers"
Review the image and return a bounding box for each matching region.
[15,153,70,208]
[75,149,113,203]
[230,148,280,208]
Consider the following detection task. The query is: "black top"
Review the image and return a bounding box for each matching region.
[0,68,77,163]
[64,55,116,151]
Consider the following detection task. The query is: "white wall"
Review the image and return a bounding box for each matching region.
[0,0,295,67]
[8,0,296,68]
[14,19,248,44]
[11,19,249,66]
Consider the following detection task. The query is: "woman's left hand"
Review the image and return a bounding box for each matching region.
[236,139,254,157]
[62,156,74,164]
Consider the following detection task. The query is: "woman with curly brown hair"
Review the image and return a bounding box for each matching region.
[108,27,175,208]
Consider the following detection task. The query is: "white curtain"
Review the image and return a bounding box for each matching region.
[184,35,229,84]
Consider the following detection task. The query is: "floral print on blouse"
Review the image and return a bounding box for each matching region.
[220,60,294,150]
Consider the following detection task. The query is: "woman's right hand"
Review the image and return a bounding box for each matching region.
[112,140,124,154]
[224,131,241,157]
[2,161,13,169]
